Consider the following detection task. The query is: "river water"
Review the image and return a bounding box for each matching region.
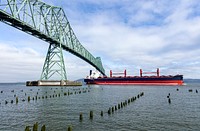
[0,80,200,131]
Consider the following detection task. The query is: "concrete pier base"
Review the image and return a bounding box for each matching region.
[26,80,82,86]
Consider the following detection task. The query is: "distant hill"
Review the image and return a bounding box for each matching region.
[184,79,200,83]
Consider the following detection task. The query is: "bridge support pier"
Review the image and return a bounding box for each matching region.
[40,44,67,80]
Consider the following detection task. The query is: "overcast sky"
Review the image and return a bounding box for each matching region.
[1,0,200,82]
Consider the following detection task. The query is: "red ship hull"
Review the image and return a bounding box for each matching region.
[85,80,183,86]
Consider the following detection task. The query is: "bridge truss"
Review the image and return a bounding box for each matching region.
[0,0,105,80]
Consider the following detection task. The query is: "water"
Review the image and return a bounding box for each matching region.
[0,80,200,131]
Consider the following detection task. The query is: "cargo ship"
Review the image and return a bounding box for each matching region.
[84,68,184,85]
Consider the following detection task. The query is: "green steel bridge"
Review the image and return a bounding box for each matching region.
[0,0,105,80]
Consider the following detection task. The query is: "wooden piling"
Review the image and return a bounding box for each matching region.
[33,122,38,131]
[80,113,83,121]
[41,125,46,131]
[168,98,171,104]
[25,126,30,131]
[112,107,114,112]
[16,97,18,104]
[90,111,93,119]
[108,108,111,114]
[101,111,103,116]
[115,105,117,110]
[68,126,72,131]
[118,104,120,109]
[28,96,30,102]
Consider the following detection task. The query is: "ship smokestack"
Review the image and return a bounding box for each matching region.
[140,69,142,77]
[124,70,127,77]
[110,70,112,77]
[157,68,160,77]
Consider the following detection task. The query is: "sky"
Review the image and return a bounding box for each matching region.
[1,0,200,82]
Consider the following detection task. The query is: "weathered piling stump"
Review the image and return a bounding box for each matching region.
[112,107,114,112]
[1,91,3,93]
[41,125,46,131]
[189,89,193,92]
[90,111,93,119]
[101,111,103,116]
[168,98,171,104]
[128,99,130,104]
[176,88,179,91]
[196,89,198,93]
[25,126,30,131]
[11,100,14,104]
[16,97,18,104]
[123,102,125,107]
[121,102,123,108]
[32,97,34,100]
[115,105,117,110]
[28,96,30,102]
[33,122,38,131]
[35,96,37,100]
[108,108,111,114]
[118,104,121,109]
[137,94,140,98]
[68,126,72,131]
[80,113,83,121]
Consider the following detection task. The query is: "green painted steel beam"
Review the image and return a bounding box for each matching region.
[0,0,106,80]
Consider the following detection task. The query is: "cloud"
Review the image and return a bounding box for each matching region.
[0,43,44,82]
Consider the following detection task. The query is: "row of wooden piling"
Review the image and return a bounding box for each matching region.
[188,89,198,93]
[1,89,91,105]
[25,122,45,131]
[25,123,73,131]
[167,89,199,104]
[23,92,144,131]
[79,110,95,122]
[107,92,144,115]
